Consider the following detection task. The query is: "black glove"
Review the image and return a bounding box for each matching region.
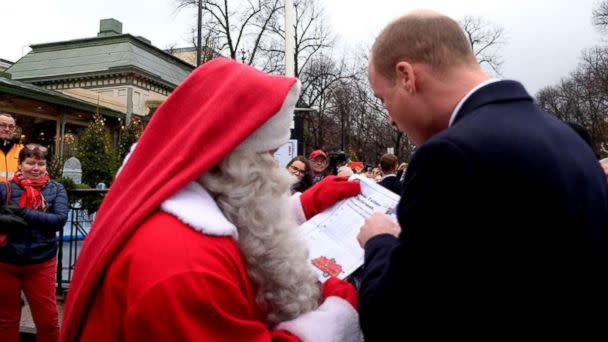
[0,204,26,218]
[0,213,27,231]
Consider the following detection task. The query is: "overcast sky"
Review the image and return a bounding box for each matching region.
[0,0,603,95]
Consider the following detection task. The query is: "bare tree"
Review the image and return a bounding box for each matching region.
[165,43,178,55]
[459,15,506,75]
[300,52,415,164]
[353,80,415,163]
[189,27,221,63]
[537,85,567,120]
[537,46,608,157]
[593,0,608,33]
[176,0,282,66]
[262,0,333,77]
[299,55,345,149]
[173,0,414,164]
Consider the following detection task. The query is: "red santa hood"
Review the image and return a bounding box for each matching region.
[61,58,300,341]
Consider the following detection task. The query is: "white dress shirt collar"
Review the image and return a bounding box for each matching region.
[448,78,501,127]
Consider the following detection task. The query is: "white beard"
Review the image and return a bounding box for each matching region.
[199,150,321,324]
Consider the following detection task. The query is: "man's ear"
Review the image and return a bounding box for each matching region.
[395,61,416,93]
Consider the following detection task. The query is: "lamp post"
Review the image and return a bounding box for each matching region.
[292,107,318,158]
[196,0,203,66]
[285,0,295,77]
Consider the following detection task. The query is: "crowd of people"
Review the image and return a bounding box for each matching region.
[286,149,408,196]
[0,8,607,342]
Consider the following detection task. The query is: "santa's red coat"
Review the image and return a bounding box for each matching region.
[62,59,359,341]
[79,210,300,341]
[76,182,359,342]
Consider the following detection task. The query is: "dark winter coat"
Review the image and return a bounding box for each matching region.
[0,180,68,265]
[359,80,608,339]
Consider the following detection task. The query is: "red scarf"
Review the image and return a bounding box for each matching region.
[12,171,50,210]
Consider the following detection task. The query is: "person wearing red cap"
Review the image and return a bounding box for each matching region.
[60,58,361,342]
[308,150,329,185]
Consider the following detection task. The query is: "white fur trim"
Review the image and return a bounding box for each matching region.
[276,297,361,342]
[289,192,307,225]
[236,81,301,152]
[161,182,238,240]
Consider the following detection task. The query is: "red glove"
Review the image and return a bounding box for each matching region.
[321,277,358,311]
[0,233,7,247]
[300,176,361,219]
[275,277,361,341]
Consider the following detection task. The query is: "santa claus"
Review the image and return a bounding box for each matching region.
[60,58,361,341]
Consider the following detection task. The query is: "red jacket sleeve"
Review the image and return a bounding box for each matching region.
[123,270,300,342]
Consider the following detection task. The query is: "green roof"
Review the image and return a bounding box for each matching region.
[0,76,125,119]
[6,35,193,87]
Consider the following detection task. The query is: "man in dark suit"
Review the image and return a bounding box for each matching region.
[357,10,608,340]
[377,153,401,194]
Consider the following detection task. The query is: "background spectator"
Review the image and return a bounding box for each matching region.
[377,153,401,194]
[0,113,24,182]
[0,144,68,342]
[309,149,329,184]
[286,156,313,193]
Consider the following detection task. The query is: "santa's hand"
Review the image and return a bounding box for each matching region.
[321,277,358,310]
[276,277,361,342]
[300,176,360,219]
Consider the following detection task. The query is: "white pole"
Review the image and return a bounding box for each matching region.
[285,0,296,77]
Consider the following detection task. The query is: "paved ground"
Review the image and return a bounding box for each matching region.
[19,296,64,336]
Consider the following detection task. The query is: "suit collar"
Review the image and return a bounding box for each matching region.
[451,80,533,126]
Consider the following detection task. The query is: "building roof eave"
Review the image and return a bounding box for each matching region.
[0,77,125,120]
[15,66,179,90]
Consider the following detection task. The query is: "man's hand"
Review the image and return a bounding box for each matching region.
[358,213,401,248]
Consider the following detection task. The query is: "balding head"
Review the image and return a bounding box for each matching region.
[371,10,477,81]
[408,9,441,17]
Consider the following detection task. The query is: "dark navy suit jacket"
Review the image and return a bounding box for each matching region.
[359,81,608,340]
[377,174,402,195]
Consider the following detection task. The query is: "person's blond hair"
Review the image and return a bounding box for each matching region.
[199,150,320,324]
[372,12,477,81]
